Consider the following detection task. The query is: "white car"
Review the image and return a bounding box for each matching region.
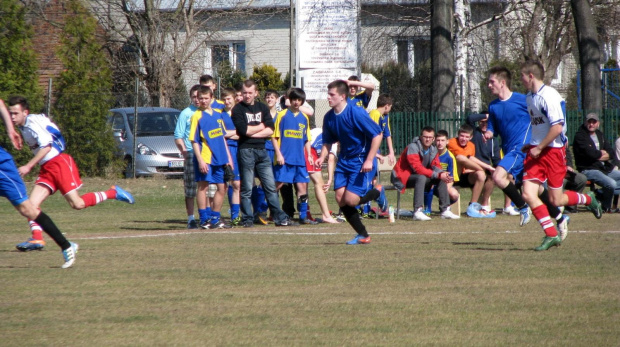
[108,107,184,178]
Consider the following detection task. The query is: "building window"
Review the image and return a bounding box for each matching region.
[394,37,430,75]
[205,41,246,76]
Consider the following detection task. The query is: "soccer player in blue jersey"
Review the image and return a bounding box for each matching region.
[315,80,383,245]
[435,130,460,209]
[484,66,569,237]
[190,86,234,229]
[174,84,201,229]
[221,87,241,225]
[347,75,375,109]
[366,94,394,215]
[272,88,318,225]
[0,99,77,268]
[199,74,226,111]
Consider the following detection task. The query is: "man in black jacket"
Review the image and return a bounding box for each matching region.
[573,113,620,212]
[231,80,298,227]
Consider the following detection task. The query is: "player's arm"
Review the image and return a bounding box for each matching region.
[347,80,375,97]
[305,140,313,167]
[224,141,234,171]
[315,143,332,170]
[0,99,21,150]
[325,151,336,192]
[362,134,383,172]
[19,144,51,176]
[468,155,495,172]
[272,137,285,165]
[191,141,209,174]
[386,136,395,166]
[528,123,563,159]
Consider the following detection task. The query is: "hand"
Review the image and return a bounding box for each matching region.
[388,154,396,166]
[360,159,373,173]
[377,154,385,164]
[484,130,493,141]
[276,153,285,166]
[529,146,542,159]
[199,161,209,174]
[228,162,234,171]
[307,155,314,168]
[18,165,31,177]
[9,131,22,150]
[323,179,331,192]
[314,157,324,170]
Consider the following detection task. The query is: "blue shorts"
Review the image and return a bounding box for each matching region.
[0,148,29,206]
[274,164,309,184]
[498,150,526,183]
[228,145,240,181]
[194,160,227,184]
[333,159,375,197]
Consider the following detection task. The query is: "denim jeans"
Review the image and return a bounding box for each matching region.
[391,172,450,211]
[582,169,620,209]
[238,148,287,223]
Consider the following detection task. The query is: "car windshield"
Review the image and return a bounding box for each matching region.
[127,112,180,136]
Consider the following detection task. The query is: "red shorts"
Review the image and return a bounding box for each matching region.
[306,147,320,173]
[523,146,566,189]
[35,153,83,195]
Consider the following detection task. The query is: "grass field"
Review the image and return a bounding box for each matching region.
[1,177,619,346]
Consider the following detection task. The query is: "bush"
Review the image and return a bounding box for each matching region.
[250,64,285,91]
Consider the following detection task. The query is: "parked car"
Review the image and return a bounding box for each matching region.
[108,107,184,178]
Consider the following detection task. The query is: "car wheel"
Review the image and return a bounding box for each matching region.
[124,157,134,178]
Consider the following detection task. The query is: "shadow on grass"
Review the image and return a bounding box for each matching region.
[452,241,526,251]
[118,219,187,231]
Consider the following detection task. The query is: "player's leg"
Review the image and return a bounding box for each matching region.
[229,179,241,224]
[256,150,296,226]
[16,184,51,251]
[494,153,530,223]
[522,180,561,251]
[479,173,496,216]
[412,174,431,221]
[469,170,486,204]
[237,148,257,226]
[309,171,338,223]
[207,174,231,229]
[340,170,376,245]
[436,179,459,219]
[184,152,198,228]
[196,181,210,228]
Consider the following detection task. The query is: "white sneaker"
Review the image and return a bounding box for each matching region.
[414,209,431,221]
[558,215,570,241]
[502,206,520,216]
[441,209,460,219]
[61,242,79,269]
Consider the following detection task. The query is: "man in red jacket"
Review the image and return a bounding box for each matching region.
[390,126,460,221]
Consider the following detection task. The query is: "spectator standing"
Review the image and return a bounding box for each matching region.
[174,84,201,229]
[231,80,297,227]
[346,75,374,109]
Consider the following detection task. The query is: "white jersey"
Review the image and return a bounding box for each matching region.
[310,127,338,156]
[19,114,66,165]
[526,85,567,148]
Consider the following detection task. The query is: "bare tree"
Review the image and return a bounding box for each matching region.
[86,0,286,107]
[431,0,455,113]
[571,0,602,112]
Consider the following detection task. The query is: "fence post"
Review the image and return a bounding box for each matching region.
[46,78,52,117]
[131,76,139,179]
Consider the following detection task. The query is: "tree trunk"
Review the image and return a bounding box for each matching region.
[431,0,455,113]
[454,0,467,114]
[571,0,602,113]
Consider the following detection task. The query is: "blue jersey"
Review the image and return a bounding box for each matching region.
[348,91,370,109]
[211,99,225,112]
[190,109,229,166]
[0,147,29,206]
[174,105,198,153]
[438,149,459,182]
[273,109,311,166]
[220,109,237,147]
[487,92,531,153]
[322,104,382,168]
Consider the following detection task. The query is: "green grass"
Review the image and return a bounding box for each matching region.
[1,178,619,346]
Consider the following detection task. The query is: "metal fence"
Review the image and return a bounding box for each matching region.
[382,109,620,155]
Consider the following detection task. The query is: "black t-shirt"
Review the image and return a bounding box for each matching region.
[231,101,275,149]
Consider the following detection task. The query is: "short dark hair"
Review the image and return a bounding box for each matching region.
[199,74,216,85]
[221,87,236,98]
[436,130,449,139]
[348,75,360,82]
[327,80,348,96]
[265,89,279,98]
[197,85,213,97]
[287,88,306,103]
[7,95,29,111]
[488,66,512,89]
[521,60,545,80]
[420,126,435,137]
[189,84,201,96]
[458,124,474,135]
[377,94,393,108]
